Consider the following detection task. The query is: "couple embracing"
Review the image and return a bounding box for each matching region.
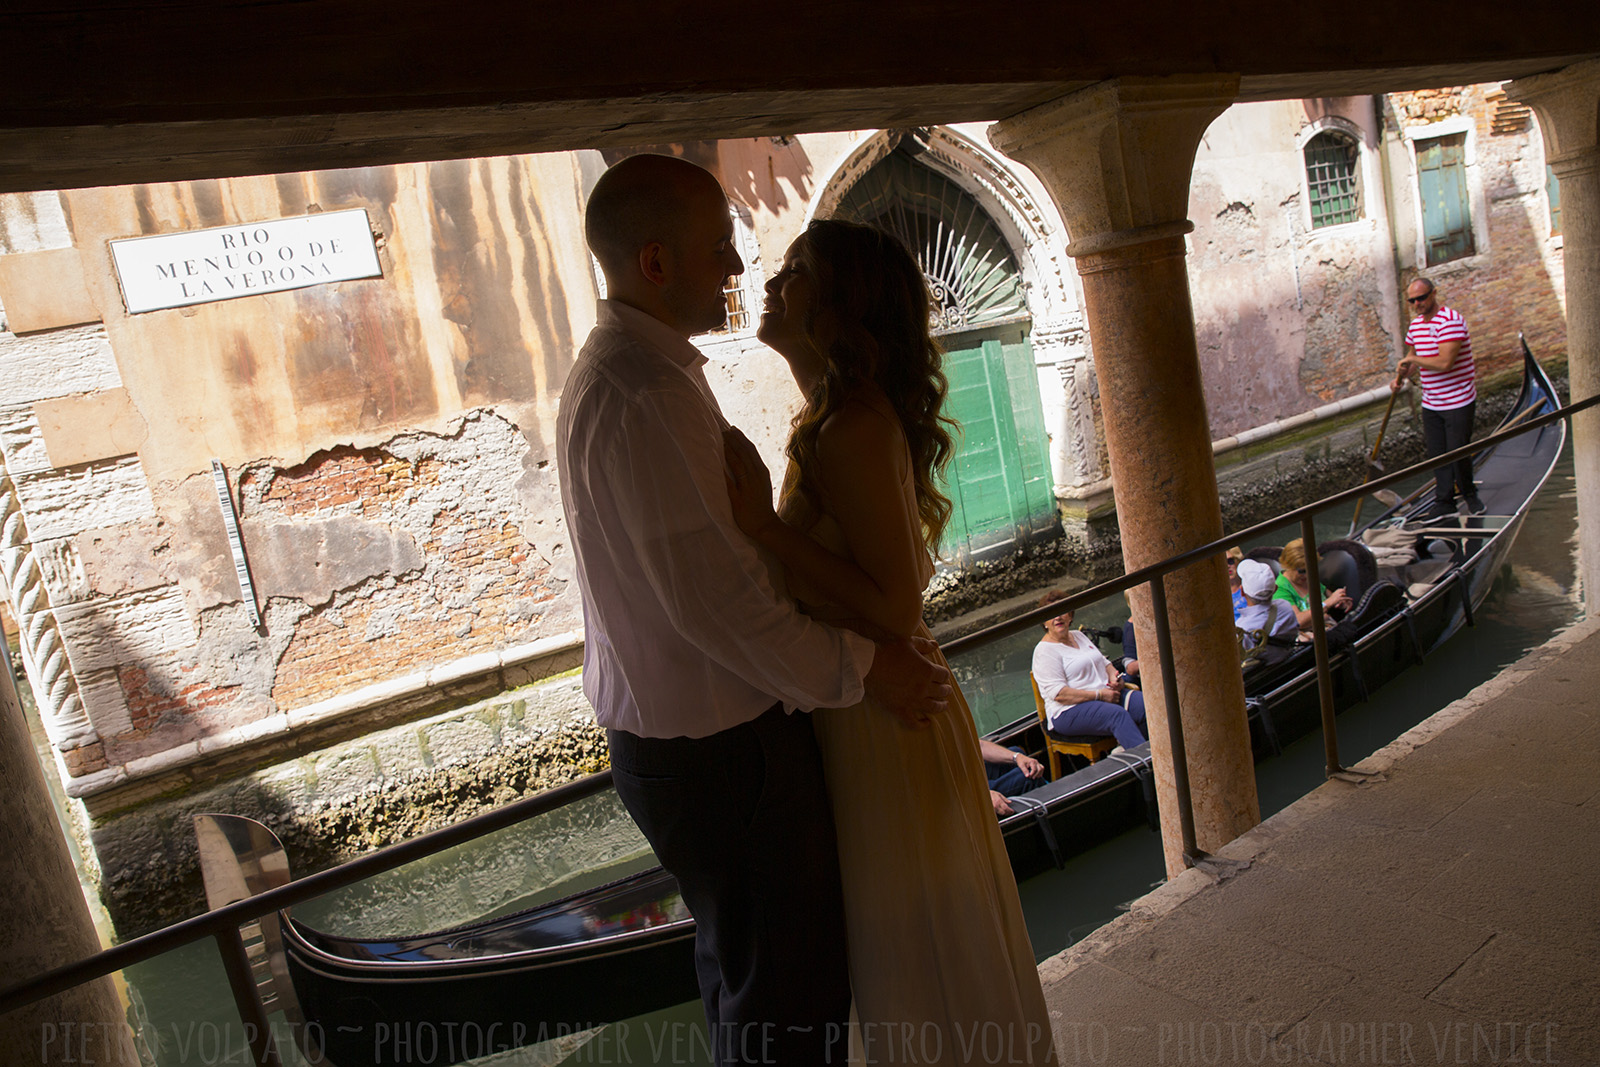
[557,155,1056,1066]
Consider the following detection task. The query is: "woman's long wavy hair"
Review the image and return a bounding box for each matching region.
[783,218,957,552]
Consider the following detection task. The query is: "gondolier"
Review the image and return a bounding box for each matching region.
[1394,277,1481,518]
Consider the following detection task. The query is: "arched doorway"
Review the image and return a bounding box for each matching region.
[832,143,1058,564]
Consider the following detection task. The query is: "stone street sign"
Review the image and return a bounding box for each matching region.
[109,209,382,313]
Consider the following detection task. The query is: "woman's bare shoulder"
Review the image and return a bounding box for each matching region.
[816,388,904,456]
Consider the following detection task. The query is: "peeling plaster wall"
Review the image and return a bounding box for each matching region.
[1188,98,1403,440]
[0,158,595,802]
[1383,85,1567,372]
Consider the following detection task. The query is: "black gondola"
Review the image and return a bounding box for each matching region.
[992,339,1563,878]
[195,344,1563,1067]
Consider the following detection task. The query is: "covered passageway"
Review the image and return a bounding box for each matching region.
[2,3,1598,1059]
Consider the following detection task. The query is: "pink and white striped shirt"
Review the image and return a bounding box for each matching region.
[1405,306,1476,411]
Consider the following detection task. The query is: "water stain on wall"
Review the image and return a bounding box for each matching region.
[504,163,575,400]
[426,157,576,407]
[286,282,437,433]
[191,180,226,229]
[275,173,309,218]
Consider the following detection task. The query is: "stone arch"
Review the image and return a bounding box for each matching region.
[806,128,1109,544]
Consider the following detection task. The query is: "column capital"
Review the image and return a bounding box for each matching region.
[988,74,1239,256]
[1506,57,1600,171]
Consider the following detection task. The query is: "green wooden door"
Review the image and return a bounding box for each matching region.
[939,323,1058,563]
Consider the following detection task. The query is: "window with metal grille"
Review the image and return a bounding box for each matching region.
[719,275,750,333]
[1416,132,1475,265]
[705,204,760,336]
[1304,131,1362,228]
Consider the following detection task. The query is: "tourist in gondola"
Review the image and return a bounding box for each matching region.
[1030,595,1149,751]
[981,738,1048,815]
[724,218,1056,1065]
[1274,538,1353,633]
[1235,559,1300,651]
[1226,545,1247,619]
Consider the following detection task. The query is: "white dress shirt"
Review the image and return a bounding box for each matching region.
[557,300,874,739]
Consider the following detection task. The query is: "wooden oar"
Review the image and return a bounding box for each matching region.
[1372,397,1548,530]
[1493,398,1551,436]
[1348,386,1401,536]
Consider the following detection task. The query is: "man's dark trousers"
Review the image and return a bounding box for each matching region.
[1423,401,1476,508]
[607,704,850,1066]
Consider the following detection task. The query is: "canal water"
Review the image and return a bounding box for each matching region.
[112,442,1582,1066]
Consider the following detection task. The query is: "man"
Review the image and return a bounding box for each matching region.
[980,738,1046,815]
[1394,277,1481,518]
[1235,559,1300,651]
[556,153,950,1066]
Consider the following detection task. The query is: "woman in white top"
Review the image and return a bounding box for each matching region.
[1030,592,1148,749]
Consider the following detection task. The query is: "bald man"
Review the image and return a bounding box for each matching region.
[556,154,950,1065]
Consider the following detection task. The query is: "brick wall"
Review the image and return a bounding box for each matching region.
[247,423,562,712]
[1389,85,1567,377]
[265,444,553,703]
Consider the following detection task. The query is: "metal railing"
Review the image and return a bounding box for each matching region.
[1,388,1593,1066]
[942,386,1593,864]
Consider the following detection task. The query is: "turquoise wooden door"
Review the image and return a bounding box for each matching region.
[939,323,1057,563]
[1418,133,1475,266]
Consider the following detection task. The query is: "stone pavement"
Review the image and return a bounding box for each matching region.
[1037,616,1600,1067]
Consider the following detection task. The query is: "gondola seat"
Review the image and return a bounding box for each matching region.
[1315,538,1379,604]
[1338,577,1409,631]
[1030,674,1117,779]
[1245,546,1282,574]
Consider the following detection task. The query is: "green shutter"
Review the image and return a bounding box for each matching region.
[1418,133,1475,266]
[1548,165,1562,236]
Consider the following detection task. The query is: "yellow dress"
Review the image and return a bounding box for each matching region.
[780,460,1057,1066]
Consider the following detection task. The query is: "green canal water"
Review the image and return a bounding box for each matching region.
[90,443,1585,1065]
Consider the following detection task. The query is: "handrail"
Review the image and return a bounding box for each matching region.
[1,386,1590,1048]
[942,390,1596,655]
[0,768,615,1018]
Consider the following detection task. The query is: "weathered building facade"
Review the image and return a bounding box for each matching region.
[0,84,1568,929]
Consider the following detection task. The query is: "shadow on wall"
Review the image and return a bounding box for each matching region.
[1187,177,1399,437]
[598,140,817,223]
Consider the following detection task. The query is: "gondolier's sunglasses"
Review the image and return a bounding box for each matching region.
[1407,293,1432,304]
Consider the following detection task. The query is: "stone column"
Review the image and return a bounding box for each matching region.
[0,640,139,1066]
[991,76,1260,875]
[1509,60,1600,612]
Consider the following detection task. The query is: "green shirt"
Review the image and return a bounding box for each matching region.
[1272,572,1326,612]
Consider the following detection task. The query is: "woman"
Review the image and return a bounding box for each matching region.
[1274,538,1353,633]
[1226,545,1246,620]
[1030,594,1148,750]
[723,219,1055,1065]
